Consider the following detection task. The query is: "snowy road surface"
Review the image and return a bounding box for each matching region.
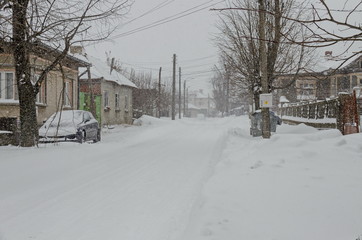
[0,117,233,240]
[1,115,362,240]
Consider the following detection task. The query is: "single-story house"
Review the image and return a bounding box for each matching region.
[0,42,89,131]
[77,54,137,126]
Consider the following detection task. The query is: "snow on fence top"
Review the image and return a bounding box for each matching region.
[279,92,360,135]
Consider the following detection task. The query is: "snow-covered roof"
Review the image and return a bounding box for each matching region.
[187,103,201,110]
[279,96,290,103]
[312,53,362,73]
[189,89,209,99]
[79,55,137,88]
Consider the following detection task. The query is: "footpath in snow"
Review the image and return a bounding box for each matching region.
[0,115,362,240]
[182,116,362,240]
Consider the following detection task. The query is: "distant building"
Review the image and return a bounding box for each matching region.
[275,54,362,108]
[187,89,215,117]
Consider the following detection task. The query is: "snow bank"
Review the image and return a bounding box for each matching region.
[182,118,362,240]
[133,115,168,126]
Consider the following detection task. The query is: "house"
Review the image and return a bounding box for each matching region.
[77,54,137,126]
[274,54,362,106]
[188,89,214,117]
[186,103,207,118]
[0,42,89,133]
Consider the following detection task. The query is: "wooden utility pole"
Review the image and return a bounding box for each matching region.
[223,63,230,116]
[87,66,96,118]
[172,54,176,120]
[226,70,230,116]
[158,67,162,118]
[208,94,210,117]
[258,0,271,139]
[183,80,186,116]
[186,87,189,116]
[179,67,181,119]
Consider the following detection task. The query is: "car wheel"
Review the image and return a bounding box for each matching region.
[93,129,101,143]
[77,130,86,143]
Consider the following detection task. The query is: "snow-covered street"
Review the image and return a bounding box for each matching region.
[1,116,362,240]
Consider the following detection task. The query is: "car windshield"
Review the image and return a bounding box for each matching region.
[46,111,83,128]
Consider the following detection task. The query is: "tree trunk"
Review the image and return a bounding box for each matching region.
[258,0,271,139]
[254,92,260,110]
[13,0,38,147]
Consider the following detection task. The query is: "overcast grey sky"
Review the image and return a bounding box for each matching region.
[85,0,361,92]
[86,0,225,93]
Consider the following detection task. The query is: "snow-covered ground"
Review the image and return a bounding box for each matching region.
[0,116,361,240]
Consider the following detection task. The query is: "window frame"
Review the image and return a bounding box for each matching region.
[103,90,109,108]
[0,71,15,100]
[124,95,129,111]
[115,92,120,110]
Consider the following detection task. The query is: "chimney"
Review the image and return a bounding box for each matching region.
[70,46,85,55]
[325,51,332,57]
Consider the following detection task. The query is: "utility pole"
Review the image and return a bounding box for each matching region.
[87,66,96,119]
[223,63,230,116]
[208,94,210,117]
[158,67,162,118]
[186,87,189,117]
[258,0,271,139]
[226,69,230,116]
[183,80,186,117]
[172,54,176,120]
[179,67,181,119]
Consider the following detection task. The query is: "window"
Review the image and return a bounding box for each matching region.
[115,93,120,110]
[5,73,13,99]
[0,72,15,100]
[352,76,357,87]
[125,95,129,110]
[104,91,109,108]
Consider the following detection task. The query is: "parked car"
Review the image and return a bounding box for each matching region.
[39,110,101,143]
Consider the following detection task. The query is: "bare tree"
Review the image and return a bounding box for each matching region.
[211,65,227,116]
[212,60,249,116]
[0,0,133,146]
[213,0,315,111]
[285,0,362,65]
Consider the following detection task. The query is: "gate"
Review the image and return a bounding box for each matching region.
[338,92,360,135]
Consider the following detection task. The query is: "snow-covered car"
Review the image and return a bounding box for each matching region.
[39,110,101,143]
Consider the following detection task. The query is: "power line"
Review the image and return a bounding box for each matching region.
[182,69,215,76]
[182,63,215,69]
[108,0,226,39]
[122,0,176,26]
[121,54,216,66]
[179,54,217,63]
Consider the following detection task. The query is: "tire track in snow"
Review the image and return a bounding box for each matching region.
[0,117,237,240]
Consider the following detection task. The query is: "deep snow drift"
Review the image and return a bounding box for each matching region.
[0,115,361,240]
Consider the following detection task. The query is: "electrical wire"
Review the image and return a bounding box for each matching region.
[108,0,226,39]
[122,0,176,26]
